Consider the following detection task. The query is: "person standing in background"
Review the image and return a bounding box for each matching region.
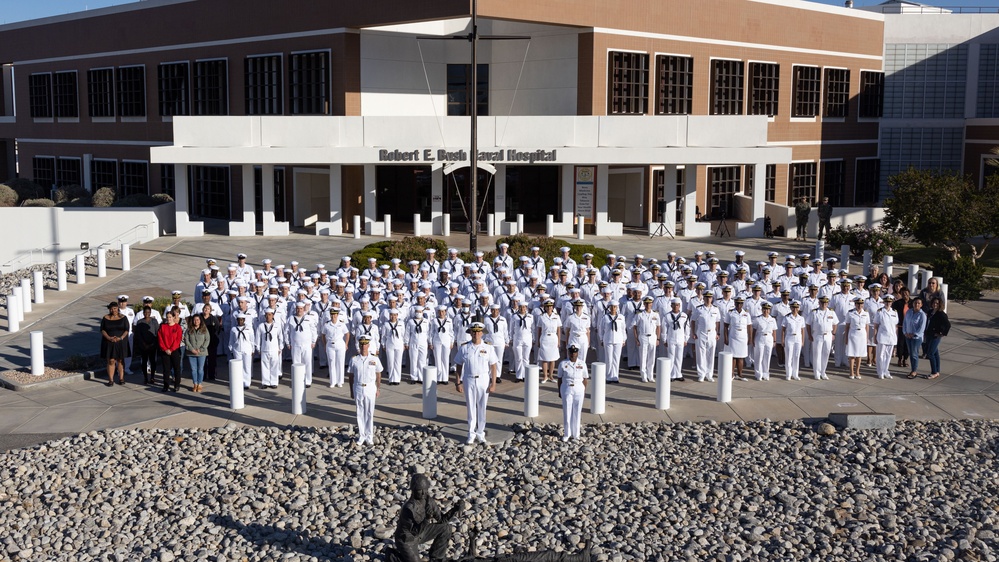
[816,196,833,240]
[794,197,812,241]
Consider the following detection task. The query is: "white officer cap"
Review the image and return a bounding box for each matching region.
[468,322,485,332]
[142,296,154,302]
[172,290,183,296]
[237,253,247,259]
[358,335,372,343]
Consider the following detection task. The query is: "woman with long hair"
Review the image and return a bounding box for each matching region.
[100,301,131,387]
[184,313,210,392]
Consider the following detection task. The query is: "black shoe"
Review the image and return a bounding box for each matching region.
[495,378,502,384]
[678,377,686,382]
[162,387,170,392]
[306,384,311,388]
[105,381,114,387]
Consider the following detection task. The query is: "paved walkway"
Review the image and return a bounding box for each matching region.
[1,233,997,448]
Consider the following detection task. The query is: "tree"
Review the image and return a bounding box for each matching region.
[883,167,999,265]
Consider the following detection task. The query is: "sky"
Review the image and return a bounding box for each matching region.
[0,0,996,24]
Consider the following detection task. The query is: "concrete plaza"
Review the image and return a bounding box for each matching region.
[1,233,997,450]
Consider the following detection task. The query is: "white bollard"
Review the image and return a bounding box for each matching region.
[883,255,893,278]
[815,239,824,265]
[516,214,524,235]
[291,363,306,415]
[57,261,67,291]
[577,215,585,240]
[862,250,873,277]
[353,215,362,239]
[97,248,107,278]
[422,366,438,419]
[840,245,850,273]
[121,243,131,271]
[655,357,672,410]
[920,270,934,290]
[30,331,44,376]
[941,282,949,313]
[717,351,733,403]
[590,362,606,415]
[75,254,86,285]
[525,364,540,417]
[413,213,422,237]
[20,278,31,313]
[32,271,44,304]
[443,214,451,237]
[384,214,392,239]
[229,359,244,410]
[486,213,495,237]
[12,287,24,322]
[907,264,920,294]
[546,215,554,238]
[7,293,20,333]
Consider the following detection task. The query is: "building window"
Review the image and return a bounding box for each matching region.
[53,72,79,118]
[253,166,287,224]
[792,65,821,118]
[56,157,82,188]
[158,62,189,117]
[245,55,282,115]
[748,62,780,117]
[29,74,52,118]
[978,44,999,117]
[855,159,880,205]
[290,51,329,115]
[119,161,149,197]
[190,166,230,220]
[608,52,649,115]
[790,162,817,205]
[87,68,115,118]
[32,157,56,190]
[880,127,963,188]
[447,63,489,117]
[116,66,146,117]
[824,68,850,118]
[91,159,118,192]
[160,165,175,199]
[884,44,965,119]
[193,60,228,116]
[709,166,740,216]
[821,160,845,206]
[742,164,777,202]
[710,59,744,115]
[656,55,693,115]
[859,70,884,118]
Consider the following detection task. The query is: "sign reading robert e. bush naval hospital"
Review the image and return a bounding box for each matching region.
[378,148,558,164]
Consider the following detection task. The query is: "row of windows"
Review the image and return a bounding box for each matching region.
[32,156,149,197]
[705,159,880,214]
[608,51,884,119]
[29,52,330,119]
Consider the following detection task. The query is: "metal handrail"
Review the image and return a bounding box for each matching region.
[94,222,155,253]
[2,220,157,271]
[1,243,61,270]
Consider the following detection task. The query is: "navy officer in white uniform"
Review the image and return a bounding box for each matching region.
[558,344,589,442]
[454,322,499,445]
[348,335,383,446]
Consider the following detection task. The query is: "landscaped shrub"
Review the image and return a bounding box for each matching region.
[56,196,93,208]
[2,178,46,204]
[53,184,89,204]
[112,194,157,207]
[92,187,116,207]
[22,198,55,207]
[0,184,16,207]
[825,225,901,262]
[151,193,174,205]
[931,256,984,301]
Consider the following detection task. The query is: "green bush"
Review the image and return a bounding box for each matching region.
[56,196,93,208]
[152,192,174,205]
[0,184,16,207]
[2,178,46,204]
[53,184,89,204]
[92,186,116,208]
[112,193,175,207]
[22,198,55,207]
[350,240,396,267]
[931,256,984,301]
[826,225,901,262]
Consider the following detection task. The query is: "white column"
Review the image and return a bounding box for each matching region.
[525,364,540,417]
[97,248,107,278]
[363,164,377,235]
[662,164,678,236]
[907,264,920,294]
[121,243,131,271]
[717,351,733,403]
[590,363,606,415]
[75,254,86,285]
[422,367,438,419]
[576,215,584,240]
[940,282,949,313]
[57,261,67,291]
[595,164,613,235]
[32,271,44,304]
[883,255,893,278]
[516,214,524,235]
[815,239,824,265]
[655,357,671,410]
[493,164,507,230]
[30,331,44,376]
[920,269,934,290]
[840,245,851,273]
[443,214,451,237]
[229,164,256,236]
[291,363,306,415]
[263,164,291,236]
[353,216,362,240]
[384,214,392,238]
[414,213,422,237]
[229,359,244,410]
[20,279,31,313]
[7,292,19,332]
[174,164,204,236]
[432,167,444,235]
[486,213,494,237]
[12,287,23,322]
[546,215,554,237]
[862,250,873,277]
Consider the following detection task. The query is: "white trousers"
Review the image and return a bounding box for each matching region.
[603,342,623,381]
[512,341,531,380]
[665,341,685,380]
[325,344,347,386]
[432,343,451,382]
[464,382,490,440]
[290,345,313,385]
[384,344,404,384]
[408,343,428,381]
[876,343,895,379]
[561,385,585,440]
[260,351,281,386]
[638,338,657,381]
[812,335,833,379]
[232,349,253,388]
[784,339,803,380]
[490,343,506,380]
[354,386,376,444]
[695,336,717,381]
[754,339,774,380]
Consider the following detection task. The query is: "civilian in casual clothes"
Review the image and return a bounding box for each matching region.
[924,297,951,380]
[903,298,927,379]
[158,311,184,392]
[133,305,160,384]
[184,314,211,392]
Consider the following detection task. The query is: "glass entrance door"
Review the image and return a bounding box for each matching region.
[445,167,494,233]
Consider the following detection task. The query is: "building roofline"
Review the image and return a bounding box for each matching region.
[747,0,884,21]
[0,0,196,31]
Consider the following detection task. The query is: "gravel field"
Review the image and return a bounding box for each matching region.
[1,420,998,562]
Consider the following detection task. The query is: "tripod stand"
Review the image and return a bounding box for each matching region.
[714,210,731,237]
[650,211,674,239]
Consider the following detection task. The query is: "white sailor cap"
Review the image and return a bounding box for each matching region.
[437,305,448,311]
[227,264,238,271]
[294,302,306,308]
[531,246,541,252]
[475,251,484,257]
[426,248,436,254]
[734,251,746,257]
[499,243,509,249]
[262,258,272,265]
[264,308,275,314]
[670,297,682,305]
